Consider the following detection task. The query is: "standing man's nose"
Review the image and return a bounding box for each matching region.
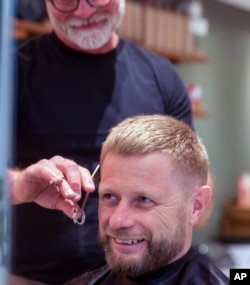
[73,0,97,17]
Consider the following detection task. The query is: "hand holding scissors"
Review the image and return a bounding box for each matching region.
[9,156,97,221]
[72,164,100,225]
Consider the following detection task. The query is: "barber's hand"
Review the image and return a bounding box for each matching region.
[8,156,95,218]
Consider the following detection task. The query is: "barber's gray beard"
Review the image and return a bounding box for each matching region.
[98,223,186,279]
[49,16,113,50]
[65,27,112,50]
[48,8,124,50]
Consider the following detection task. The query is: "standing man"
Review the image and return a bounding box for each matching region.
[10,0,193,283]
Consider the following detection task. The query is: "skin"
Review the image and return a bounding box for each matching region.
[46,0,125,53]
[98,152,211,277]
[9,156,95,218]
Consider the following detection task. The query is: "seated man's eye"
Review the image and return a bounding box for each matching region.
[138,196,152,204]
[101,193,118,204]
[136,196,155,208]
[103,193,114,200]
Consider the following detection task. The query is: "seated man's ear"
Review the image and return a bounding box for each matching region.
[188,185,212,226]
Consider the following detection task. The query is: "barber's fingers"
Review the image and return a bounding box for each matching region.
[34,188,80,219]
[53,197,80,219]
[49,156,95,198]
[25,157,67,184]
[25,156,95,202]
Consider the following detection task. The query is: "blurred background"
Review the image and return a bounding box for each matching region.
[1,0,250,279]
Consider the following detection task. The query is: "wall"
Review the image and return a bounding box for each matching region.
[176,0,250,244]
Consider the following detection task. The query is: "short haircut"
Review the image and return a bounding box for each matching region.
[101,115,209,191]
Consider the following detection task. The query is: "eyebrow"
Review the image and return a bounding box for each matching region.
[98,184,160,200]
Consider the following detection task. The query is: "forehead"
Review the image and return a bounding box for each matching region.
[100,152,179,196]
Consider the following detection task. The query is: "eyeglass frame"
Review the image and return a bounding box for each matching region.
[47,0,112,13]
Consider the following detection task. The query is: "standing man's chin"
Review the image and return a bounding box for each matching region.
[75,35,109,50]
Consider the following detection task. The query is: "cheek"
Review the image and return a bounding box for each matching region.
[98,205,110,227]
[138,212,164,233]
[149,209,176,236]
[47,6,70,22]
[54,12,69,22]
[107,0,120,13]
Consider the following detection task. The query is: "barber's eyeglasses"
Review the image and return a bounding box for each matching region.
[47,0,112,13]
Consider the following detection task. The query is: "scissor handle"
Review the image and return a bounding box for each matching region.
[72,208,86,225]
[72,164,100,225]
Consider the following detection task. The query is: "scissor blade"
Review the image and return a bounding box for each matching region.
[80,164,100,210]
[91,164,100,182]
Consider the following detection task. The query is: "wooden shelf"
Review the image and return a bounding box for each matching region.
[14,19,53,40]
[14,20,208,64]
[143,44,208,64]
[120,33,209,64]
[119,1,209,64]
[220,198,250,238]
[192,102,208,118]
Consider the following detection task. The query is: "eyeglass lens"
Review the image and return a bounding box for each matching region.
[51,0,111,12]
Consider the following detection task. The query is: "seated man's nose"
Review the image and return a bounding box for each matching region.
[109,206,135,229]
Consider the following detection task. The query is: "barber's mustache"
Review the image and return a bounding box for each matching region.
[66,13,111,26]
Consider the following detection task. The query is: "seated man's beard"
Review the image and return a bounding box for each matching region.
[98,224,186,279]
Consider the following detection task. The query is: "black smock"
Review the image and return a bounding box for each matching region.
[89,247,229,285]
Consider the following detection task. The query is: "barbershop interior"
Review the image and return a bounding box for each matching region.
[1,0,250,282]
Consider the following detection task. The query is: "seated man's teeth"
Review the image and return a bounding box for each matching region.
[116,239,141,244]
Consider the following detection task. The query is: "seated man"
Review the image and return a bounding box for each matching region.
[88,114,228,285]
[8,114,229,285]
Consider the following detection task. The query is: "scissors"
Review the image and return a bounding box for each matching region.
[72,164,100,225]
